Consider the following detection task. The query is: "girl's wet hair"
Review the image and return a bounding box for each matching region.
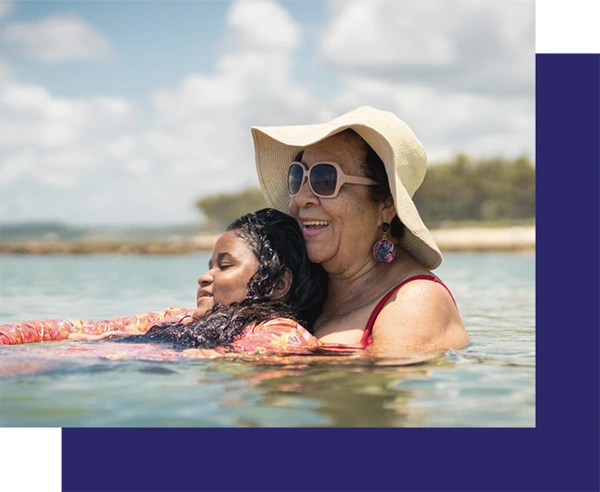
[119,208,327,349]
[226,208,327,322]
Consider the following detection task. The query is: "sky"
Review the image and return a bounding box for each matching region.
[0,0,535,226]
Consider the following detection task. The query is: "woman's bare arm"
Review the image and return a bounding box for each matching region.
[368,279,470,357]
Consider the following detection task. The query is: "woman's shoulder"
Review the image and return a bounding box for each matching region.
[376,270,456,317]
[370,263,441,302]
[372,274,468,352]
[392,273,453,297]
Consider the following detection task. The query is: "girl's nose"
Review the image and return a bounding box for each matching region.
[197,270,213,288]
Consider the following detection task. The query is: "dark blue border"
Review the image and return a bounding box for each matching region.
[62,54,600,492]
[534,53,600,491]
[59,428,558,492]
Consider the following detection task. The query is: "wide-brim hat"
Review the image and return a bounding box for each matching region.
[251,106,442,269]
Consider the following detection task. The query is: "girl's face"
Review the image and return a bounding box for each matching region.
[194,230,259,318]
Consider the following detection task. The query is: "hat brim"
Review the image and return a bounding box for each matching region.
[251,107,442,270]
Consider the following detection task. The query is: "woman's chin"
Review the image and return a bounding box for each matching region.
[307,249,333,266]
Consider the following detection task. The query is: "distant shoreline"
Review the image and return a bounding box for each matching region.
[0,226,535,255]
[430,225,535,252]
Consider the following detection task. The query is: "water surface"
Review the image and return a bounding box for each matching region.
[0,252,535,427]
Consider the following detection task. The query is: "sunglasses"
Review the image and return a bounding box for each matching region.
[288,161,378,198]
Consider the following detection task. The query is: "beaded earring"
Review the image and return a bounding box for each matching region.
[373,222,396,264]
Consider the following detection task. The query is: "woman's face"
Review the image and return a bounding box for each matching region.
[289,132,387,275]
[194,230,259,316]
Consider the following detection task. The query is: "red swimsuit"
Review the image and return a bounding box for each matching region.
[360,275,456,347]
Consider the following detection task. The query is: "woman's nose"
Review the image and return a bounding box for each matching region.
[292,176,319,207]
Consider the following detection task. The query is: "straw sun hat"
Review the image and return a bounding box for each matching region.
[251,106,442,270]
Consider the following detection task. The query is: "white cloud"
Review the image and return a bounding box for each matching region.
[124,157,150,174]
[151,74,247,124]
[226,0,301,52]
[0,59,15,80]
[320,0,534,96]
[143,0,317,192]
[0,79,136,203]
[0,1,14,20]
[1,0,316,224]
[39,172,78,188]
[2,13,112,63]
[0,0,535,226]
[0,149,36,185]
[326,76,533,162]
[0,81,133,150]
[316,0,535,162]
[322,1,456,67]
[15,192,35,214]
[106,136,136,159]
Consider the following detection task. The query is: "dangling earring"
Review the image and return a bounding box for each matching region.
[373,222,396,264]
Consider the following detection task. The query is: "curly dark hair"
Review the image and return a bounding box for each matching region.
[117,208,328,349]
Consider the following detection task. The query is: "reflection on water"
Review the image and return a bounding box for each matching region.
[241,361,442,427]
[0,252,535,427]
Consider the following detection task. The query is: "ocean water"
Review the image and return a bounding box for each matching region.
[0,252,535,427]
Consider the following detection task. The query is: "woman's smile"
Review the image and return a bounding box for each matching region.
[300,219,331,237]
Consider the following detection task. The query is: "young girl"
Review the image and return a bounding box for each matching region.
[0,209,328,356]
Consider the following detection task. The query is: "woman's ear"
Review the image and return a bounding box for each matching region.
[272,269,293,300]
[379,197,396,226]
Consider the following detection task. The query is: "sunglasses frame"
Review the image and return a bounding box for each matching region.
[288,161,378,198]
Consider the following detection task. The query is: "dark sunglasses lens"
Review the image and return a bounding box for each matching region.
[288,164,304,195]
[310,164,337,196]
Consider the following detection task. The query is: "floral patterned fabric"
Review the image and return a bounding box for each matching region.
[0,309,321,355]
[0,307,196,345]
[231,318,320,354]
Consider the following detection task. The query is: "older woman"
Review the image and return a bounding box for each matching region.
[251,106,470,356]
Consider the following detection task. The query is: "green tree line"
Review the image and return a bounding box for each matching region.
[195,188,268,231]
[195,154,535,231]
[413,153,535,226]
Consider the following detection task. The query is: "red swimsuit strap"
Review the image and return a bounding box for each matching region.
[360,275,456,348]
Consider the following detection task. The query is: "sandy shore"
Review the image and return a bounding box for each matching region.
[431,225,535,252]
[0,226,534,255]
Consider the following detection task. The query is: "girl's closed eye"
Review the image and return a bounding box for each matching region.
[202,232,260,308]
